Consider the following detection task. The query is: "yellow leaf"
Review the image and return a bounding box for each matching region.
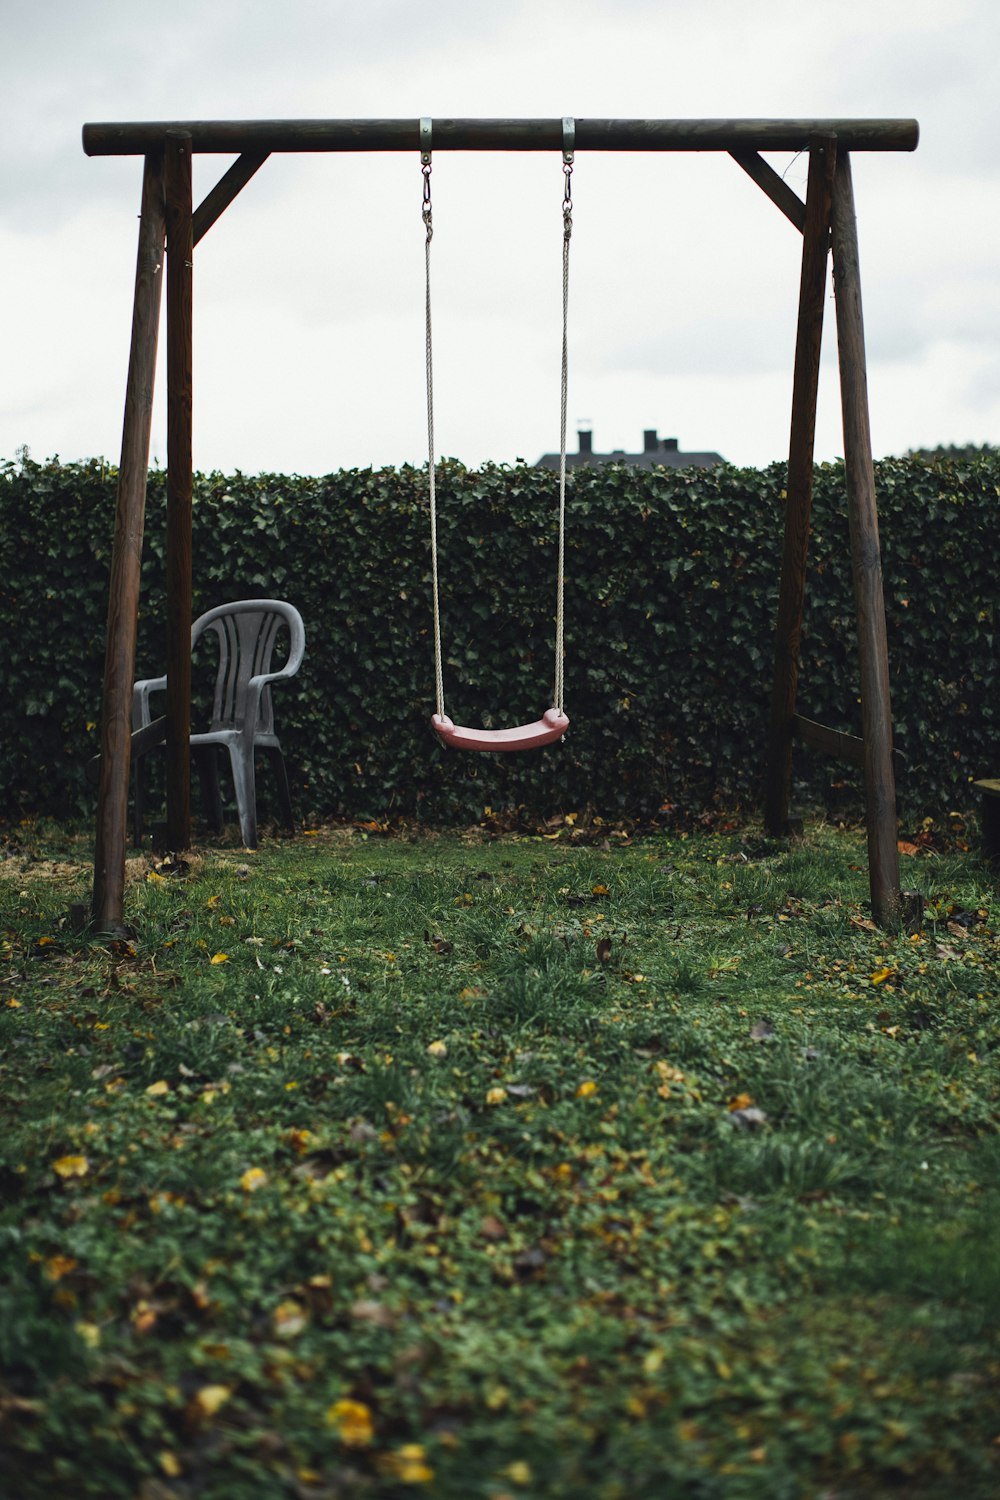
[273,1299,308,1338]
[486,1087,507,1106]
[131,1300,158,1334]
[52,1154,89,1179]
[427,1040,448,1058]
[210,952,229,965]
[75,1321,101,1349]
[870,967,894,985]
[44,1254,78,1281]
[158,1452,183,1478]
[728,1093,754,1112]
[145,1079,170,1097]
[193,1384,232,1418]
[206,895,221,909]
[146,870,167,883]
[576,1080,598,1097]
[503,1460,533,1486]
[591,883,609,896]
[391,1444,435,1483]
[656,1062,686,1083]
[240,1167,268,1193]
[326,1398,374,1446]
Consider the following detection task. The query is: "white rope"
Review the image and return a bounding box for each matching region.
[554,142,572,714]
[423,135,445,721]
[424,121,572,724]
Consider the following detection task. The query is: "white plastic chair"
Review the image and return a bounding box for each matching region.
[132,599,306,848]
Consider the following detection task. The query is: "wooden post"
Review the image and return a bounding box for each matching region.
[164,131,194,851]
[91,152,165,931]
[831,150,902,929]
[764,136,837,835]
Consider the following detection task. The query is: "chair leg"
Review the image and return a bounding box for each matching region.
[227,742,258,849]
[194,747,225,833]
[132,757,147,847]
[267,745,295,833]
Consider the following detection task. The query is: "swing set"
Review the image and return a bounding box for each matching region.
[83,116,919,934]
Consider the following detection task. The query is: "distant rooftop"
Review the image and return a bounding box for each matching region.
[537,428,725,471]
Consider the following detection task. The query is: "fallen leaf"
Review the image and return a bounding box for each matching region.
[193,1384,232,1418]
[52,1155,89,1179]
[44,1254,78,1281]
[273,1300,308,1338]
[727,1107,768,1131]
[240,1167,268,1193]
[326,1398,374,1447]
[350,1299,396,1327]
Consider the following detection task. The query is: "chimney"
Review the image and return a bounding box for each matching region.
[643,429,658,452]
[578,429,593,455]
[663,437,679,452]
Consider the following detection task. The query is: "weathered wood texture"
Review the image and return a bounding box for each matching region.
[831,151,902,929]
[92,152,165,931]
[164,132,194,852]
[763,136,837,834]
[730,149,806,231]
[83,117,919,157]
[192,150,270,246]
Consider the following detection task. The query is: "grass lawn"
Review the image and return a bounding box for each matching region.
[1,814,998,1499]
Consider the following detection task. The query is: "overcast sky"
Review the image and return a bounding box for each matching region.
[2,0,998,475]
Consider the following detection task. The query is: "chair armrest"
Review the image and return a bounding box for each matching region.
[132,674,167,730]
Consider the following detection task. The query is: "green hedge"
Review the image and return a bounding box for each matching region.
[0,453,996,826]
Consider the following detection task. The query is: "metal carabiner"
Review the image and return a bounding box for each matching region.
[562,116,575,214]
[420,117,433,231]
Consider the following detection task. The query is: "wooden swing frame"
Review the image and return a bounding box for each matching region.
[83,116,918,932]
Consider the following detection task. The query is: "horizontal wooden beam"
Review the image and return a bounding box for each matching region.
[83,117,920,157]
[792,714,906,774]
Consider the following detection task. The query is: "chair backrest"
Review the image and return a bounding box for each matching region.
[191,600,306,735]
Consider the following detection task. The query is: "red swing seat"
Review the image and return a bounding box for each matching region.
[432,707,568,752]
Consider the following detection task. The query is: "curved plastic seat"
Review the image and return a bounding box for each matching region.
[432,707,569,752]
